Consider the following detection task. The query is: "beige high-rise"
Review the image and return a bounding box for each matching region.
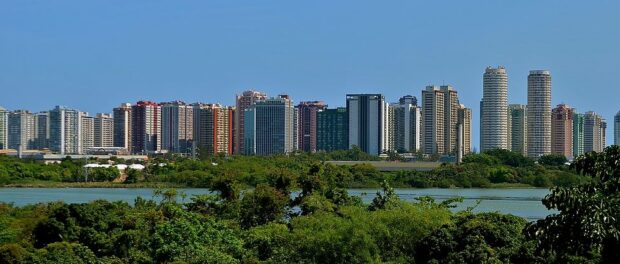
[81,113,94,153]
[584,111,606,152]
[94,113,114,148]
[527,70,552,158]
[551,104,573,158]
[194,103,235,155]
[421,85,464,155]
[458,106,472,155]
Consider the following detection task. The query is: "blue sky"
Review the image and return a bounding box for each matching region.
[1,0,619,149]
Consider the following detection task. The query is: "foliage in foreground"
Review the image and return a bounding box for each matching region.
[4,143,620,264]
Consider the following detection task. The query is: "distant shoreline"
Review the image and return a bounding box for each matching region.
[1,182,541,189]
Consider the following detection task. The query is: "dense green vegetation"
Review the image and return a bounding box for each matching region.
[1,148,586,189]
[2,146,620,263]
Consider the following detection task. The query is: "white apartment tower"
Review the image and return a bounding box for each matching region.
[7,110,36,151]
[481,66,509,151]
[49,106,82,155]
[527,70,552,158]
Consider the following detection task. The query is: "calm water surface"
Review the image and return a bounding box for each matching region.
[0,188,554,220]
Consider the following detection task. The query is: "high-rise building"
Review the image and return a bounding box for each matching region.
[161,101,194,153]
[481,66,509,151]
[584,111,605,153]
[49,106,82,155]
[296,101,327,152]
[346,94,390,155]
[601,120,607,150]
[34,112,50,150]
[244,95,295,155]
[509,104,527,155]
[94,113,114,148]
[194,103,235,155]
[442,86,461,155]
[131,101,161,154]
[7,110,36,151]
[293,107,299,151]
[573,112,585,157]
[527,70,552,158]
[551,104,573,158]
[316,107,349,152]
[113,103,132,151]
[0,107,7,150]
[235,90,267,154]
[422,86,445,155]
[389,95,421,153]
[458,105,472,155]
[615,111,620,146]
[81,113,95,152]
[421,85,463,155]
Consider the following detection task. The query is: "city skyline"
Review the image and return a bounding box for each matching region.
[0,76,614,153]
[2,1,620,150]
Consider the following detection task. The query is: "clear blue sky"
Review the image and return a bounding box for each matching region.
[2,0,619,149]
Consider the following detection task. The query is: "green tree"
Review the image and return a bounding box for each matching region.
[538,154,568,167]
[239,184,288,229]
[368,181,400,211]
[527,145,620,262]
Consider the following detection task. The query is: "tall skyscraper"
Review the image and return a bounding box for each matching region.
[49,106,82,155]
[615,111,620,146]
[34,112,50,150]
[131,101,161,154]
[584,111,605,153]
[161,101,194,153]
[442,86,461,155]
[422,86,445,155]
[0,107,7,150]
[481,66,509,151]
[113,103,132,151]
[316,107,349,152]
[527,70,552,158]
[573,112,585,157]
[601,120,607,150]
[194,103,235,155]
[421,85,464,155]
[346,94,390,155]
[235,90,267,154]
[458,105,472,155]
[7,110,36,151]
[94,113,114,148]
[81,113,95,152]
[244,95,295,155]
[551,104,573,158]
[389,95,421,153]
[508,104,527,155]
[296,101,327,152]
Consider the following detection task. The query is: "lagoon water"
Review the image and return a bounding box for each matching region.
[0,188,553,220]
